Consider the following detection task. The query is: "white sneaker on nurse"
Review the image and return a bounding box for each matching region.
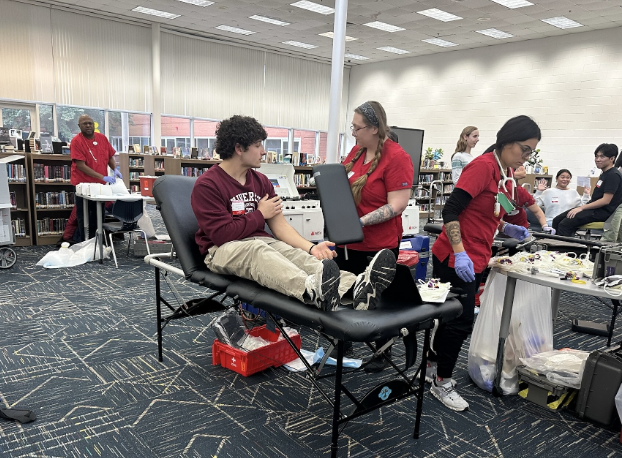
[430,379,469,412]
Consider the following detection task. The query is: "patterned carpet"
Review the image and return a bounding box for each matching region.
[1,208,621,457]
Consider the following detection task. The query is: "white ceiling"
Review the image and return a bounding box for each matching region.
[21,0,622,64]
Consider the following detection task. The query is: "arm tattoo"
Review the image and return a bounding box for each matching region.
[360,204,396,227]
[445,221,462,246]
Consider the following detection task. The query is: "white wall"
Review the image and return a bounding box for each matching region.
[348,26,622,180]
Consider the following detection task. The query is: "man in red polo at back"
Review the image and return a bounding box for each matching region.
[62,115,121,242]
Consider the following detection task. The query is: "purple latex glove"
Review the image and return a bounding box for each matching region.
[113,166,123,179]
[454,251,475,283]
[503,223,529,241]
[542,225,556,235]
[103,176,116,184]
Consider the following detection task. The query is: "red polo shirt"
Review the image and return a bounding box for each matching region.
[432,153,513,273]
[342,139,413,251]
[70,132,116,185]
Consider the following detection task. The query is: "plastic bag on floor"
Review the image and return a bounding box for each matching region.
[36,238,111,268]
[519,349,589,389]
[468,270,554,395]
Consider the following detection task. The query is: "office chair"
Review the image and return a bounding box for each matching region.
[103,200,150,268]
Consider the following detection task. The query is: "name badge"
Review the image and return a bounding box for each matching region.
[551,197,559,204]
[231,200,245,216]
[596,180,603,188]
[347,171,355,179]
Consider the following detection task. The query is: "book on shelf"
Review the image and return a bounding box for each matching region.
[143,145,151,154]
[128,145,135,153]
[133,144,141,155]
[160,146,167,155]
[11,218,27,237]
[151,146,159,155]
[36,217,68,235]
[191,147,198,159]
[40,132,53,153]
[9,191,17,209]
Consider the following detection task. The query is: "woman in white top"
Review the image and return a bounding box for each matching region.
[451,126,479,185]
[535,169,590,226]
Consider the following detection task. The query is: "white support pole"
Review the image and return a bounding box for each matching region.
[325,0,348,164]
[152,23,162,149]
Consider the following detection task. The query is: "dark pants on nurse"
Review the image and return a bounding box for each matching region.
[428,254,484,379]
[552,208,607,237]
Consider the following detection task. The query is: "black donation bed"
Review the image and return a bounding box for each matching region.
[145,166,462,457]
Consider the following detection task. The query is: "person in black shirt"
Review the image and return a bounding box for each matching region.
[552,143,622,236]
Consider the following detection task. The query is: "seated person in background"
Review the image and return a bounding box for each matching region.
[553,144,622,237]
[534,169,590,227]
[191,115,396,312]
[602,156,622,242]
[501,184,554,234]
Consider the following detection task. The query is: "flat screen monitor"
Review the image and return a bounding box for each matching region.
[390,126,424,186]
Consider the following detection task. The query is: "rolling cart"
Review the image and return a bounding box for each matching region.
[0,155,21,269]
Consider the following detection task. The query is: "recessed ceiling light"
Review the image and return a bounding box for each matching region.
[282,40,317,49]
[249,15,290,26]
[345,53,369,60]
[363,21,405,33]
[318,32,357,41]
[290,1,334,15]
[417,8,463,22]
[377,46,410,54]
[422,38,458,47]
[132,6,180,19]
[490,0,533,8]
[216,25,256,35]
[476,28,513,39]
[477,17,491,22]
[542,16,583,29]
[176,0,213,6]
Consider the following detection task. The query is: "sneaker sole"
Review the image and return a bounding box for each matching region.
[353,249,396,310]
[430,387,468,412]
[319,259,341,312]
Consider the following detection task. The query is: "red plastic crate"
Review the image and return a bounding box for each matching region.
[212,325,301,377]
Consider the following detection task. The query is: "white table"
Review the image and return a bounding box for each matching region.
[78,193,151,264]
[491,267,621,397]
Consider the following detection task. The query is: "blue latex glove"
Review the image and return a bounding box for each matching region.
[542,225,556,235]
[103,176,116,184]
[113,166,123,179]
[454,251,475,283]
[503,223,529,241]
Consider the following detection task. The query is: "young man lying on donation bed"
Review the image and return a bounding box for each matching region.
[191,115,396,312]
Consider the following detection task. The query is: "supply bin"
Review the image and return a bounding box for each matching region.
[517,365,577,411]
[139,176,157,197]
[212,325,301,377]
[400,235,429,281]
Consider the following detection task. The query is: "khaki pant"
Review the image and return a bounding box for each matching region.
[205,237,356,302]
[602,206,622,242]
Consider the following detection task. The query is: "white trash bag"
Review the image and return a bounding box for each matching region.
[36,238,111,268]
[468,270,554,395]
[519,349,589,389]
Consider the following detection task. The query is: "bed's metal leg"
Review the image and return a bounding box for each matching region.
[414,327,430,439]
[608,299,620,347]
[331,340,344,458]
[155,266,164,362]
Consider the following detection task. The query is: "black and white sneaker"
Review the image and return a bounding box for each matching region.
[352,249,396,311]
[314,259,341,311]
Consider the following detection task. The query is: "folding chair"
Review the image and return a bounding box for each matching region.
[103,200,150,268]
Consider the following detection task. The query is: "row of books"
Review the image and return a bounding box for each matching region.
[36,217,68,235]
[419,174,436,184]
[129,172,145,180]
[293,173,313,187]
[6,164,27,182]
[11,218,27,237]
[154,159,164,171]
[440,172,452,181]
[413,188,431,198]
[181,167,208,177]
[34,191,76,209]
[443,184,454,193]
[33,164,71,182]
[129,158,144,167]
[130,185,140,193]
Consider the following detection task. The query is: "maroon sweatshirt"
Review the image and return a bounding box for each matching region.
[191,164,276,255]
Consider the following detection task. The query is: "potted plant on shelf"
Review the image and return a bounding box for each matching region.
[525,148,543,174]
[423,147,443,169]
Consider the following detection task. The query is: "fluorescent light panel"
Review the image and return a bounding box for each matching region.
[249,15,290,26]
[490,0,533,8]
[318,32,357,41]
[216,25,256,35]
[377,46,409,54]
[132,6,180,19]
[345,53,369,60]
[476,28,513,39]
[176,0,214,6]
[542,16,583,29]
[290,1,334,15]
[422,38,458,47]
[282,40,317,49]
[364,21,405,33]
[417,8,462,22]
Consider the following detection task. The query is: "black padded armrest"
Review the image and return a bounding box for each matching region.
[312,164,363,245]
[424,223,443,235]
